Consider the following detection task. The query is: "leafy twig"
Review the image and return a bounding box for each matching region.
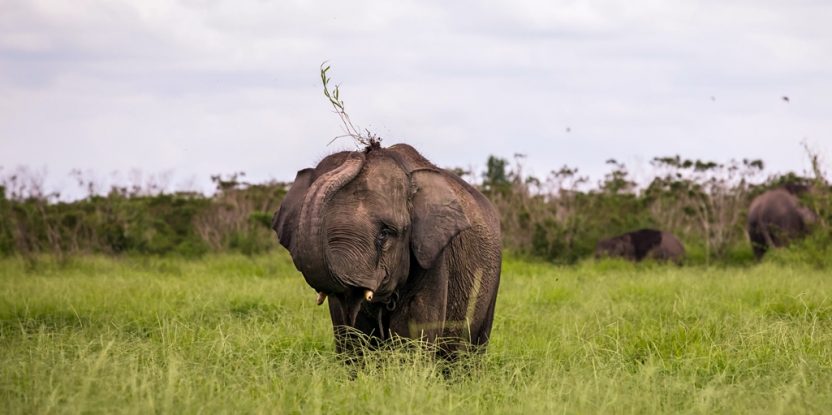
[320,62,380,149]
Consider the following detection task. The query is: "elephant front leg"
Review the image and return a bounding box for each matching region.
[327,292,380,355]
[388,266,449,347]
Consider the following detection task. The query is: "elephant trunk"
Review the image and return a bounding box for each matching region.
[294,152,366,294]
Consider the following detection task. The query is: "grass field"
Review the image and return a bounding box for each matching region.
[1,252,831,414]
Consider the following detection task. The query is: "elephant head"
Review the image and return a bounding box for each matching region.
[798,206,819,227]
[595,229,665,261]
[595,234,635,260]
[272,144,470,328]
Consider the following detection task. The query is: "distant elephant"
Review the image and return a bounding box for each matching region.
[747,187,817,259]
[273,142,501,357]
[595,228,685,264]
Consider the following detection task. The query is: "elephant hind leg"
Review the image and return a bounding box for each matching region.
[748,222,769,260]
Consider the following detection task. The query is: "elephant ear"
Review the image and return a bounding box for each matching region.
[410,170,471,269]
[272,168,314,251]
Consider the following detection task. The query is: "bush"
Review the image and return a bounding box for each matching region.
[0,148,827,267]
[479,152,826,266]
[0,171,288,258]
[764,230,832,269]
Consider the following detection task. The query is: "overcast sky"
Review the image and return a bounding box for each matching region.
[1,0,830,197]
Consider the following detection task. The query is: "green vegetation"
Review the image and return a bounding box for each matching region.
[0,171,285,259]
[2,152,829,266]
[482,153,830,265]
[2,252,831,413]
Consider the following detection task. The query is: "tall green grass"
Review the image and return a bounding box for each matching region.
[1,252,831,413]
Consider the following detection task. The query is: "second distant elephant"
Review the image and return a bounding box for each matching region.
[595,229,685,264]
[747,187,818,259]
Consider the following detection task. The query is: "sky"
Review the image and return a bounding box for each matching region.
[1,0,830,198]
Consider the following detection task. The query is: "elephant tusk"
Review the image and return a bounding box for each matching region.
[315,292,327,306]
[364,290,374,302]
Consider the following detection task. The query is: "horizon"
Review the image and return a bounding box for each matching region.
[0,142,823,201]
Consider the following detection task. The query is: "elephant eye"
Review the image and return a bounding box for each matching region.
[376,225,397,247]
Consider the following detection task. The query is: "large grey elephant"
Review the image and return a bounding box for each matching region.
[595,228,685,264]
[747,187,817,259]
[272,143,501,357]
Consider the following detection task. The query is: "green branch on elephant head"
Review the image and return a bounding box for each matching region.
[320,62,382,151]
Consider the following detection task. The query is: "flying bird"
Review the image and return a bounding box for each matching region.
[782,96,790,103]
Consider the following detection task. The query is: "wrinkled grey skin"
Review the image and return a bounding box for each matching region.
[595,228,685,264]
[273,143,501,357]
[747,188,817,259]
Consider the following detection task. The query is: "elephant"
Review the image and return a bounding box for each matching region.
[272,142,501,357]
[747,187,817,259]
[595,228,685,264]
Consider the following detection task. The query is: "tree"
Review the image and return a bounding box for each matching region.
[482,156,510,195]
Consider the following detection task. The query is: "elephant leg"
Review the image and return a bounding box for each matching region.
[389,233,500,359]
[387,261,449,347]
[327,294,381,355]
[471,278,499,346]
[749,222,769,260]
[441,235,501,357]
[752,242,767,260]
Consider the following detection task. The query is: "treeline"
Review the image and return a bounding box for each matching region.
[0,172,285,260]
[476,154,830,265]
[1,154,829,265]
